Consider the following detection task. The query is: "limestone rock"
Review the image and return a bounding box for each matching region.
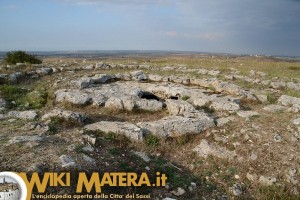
[137,115,215,138]
[8,110,38,120]
[256,94,268,103]
[210,97,241,111]
[0,98,6,111]
[292,118,300,125]
[55,89,92,105]
[105,96,163,111]
[84,121,144,141]
[166,99,195,115]
[216,117,234,127]
[263,105,286,113]
[193,139,237,159]
[148,74,163,82]
[237,111,260,118]
[130,70,147,81]
[42,109,86,123]
[36,68,53,75]
[60,155,76,168]
[259,176,277,186]
[278,95,300,113]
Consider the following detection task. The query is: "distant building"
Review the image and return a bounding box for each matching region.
[0,178,20,200]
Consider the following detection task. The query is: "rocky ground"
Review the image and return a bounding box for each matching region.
[0,55,299,199]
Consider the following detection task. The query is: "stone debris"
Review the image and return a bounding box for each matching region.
[71,74,115,89]
[258,176,277,186]
[55,89,92,105]
[216,117,234,127]
[171,187,186,196]
[0,98,6,111]
[263,104,286,113]
[60,155,76,168]
[133,151,151,162]
[278,95,300,112]
[246,173,258,182]
[130,70,147,81]
[165,99,196,115]
[84,121,144,141]
[138,115,215,138]
[292,118,300,125]
[237,111,260,118]
[193,139,237,159]
[7,110,38,120]
[42,109,87,122]
[230,183,243,196]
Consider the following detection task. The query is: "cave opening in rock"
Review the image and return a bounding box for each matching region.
[170,96,179,100]
[140,91,161,101]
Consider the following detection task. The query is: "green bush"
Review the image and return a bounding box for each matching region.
[4,51,42,64]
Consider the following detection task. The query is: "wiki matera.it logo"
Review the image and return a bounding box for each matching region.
[0,172,27,200]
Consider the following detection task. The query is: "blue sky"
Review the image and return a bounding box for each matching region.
[0,0,300,56]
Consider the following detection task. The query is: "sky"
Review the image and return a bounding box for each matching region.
[0,0,300,56]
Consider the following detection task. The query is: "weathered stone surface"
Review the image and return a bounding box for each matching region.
[256,94,268,103]
[71,74,115,89]
[278,95,300,107]
[278,95,300,113]
[42,109,86,122]
[216,117,235,127]
[115,73,131,81]
[192,96,211,107]
[70,77,91,89]
[9,72,23,82]
[270,81,286,89]
[287,82,300,91]
[130,70,147,81]
[259,176,277,186]
[292,118,300,125]
[166,99,195,115]
[210,97,240,111]
[193,139,237,159]
[137,115,215,138]
[84,121,144,141]
[105,96,127,110]
[147,85,191,99]
[105,96,163,111]
[133,151,150,162]
[148,74,163,82]
[237,111,260,118]
[36,68,53,75]
[60,155,76,168]
[263,105,286,112]
[55,89,92,105]
[8,110,38,120]
[91,93,107,106]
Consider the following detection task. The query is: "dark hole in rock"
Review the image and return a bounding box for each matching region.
[140,92,160,101]
[170,96,179,100]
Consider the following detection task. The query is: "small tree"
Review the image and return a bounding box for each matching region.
[4,51,42,64]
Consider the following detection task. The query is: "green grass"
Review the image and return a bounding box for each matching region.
[0,85,28,109]
[0,84,48,109]
[267,93,277,104]
[181,95,190,101]
[145,134,160,147]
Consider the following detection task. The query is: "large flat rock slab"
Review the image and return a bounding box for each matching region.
[137,115,215,138]
[84,121,144,141]
[193,139,237,159]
